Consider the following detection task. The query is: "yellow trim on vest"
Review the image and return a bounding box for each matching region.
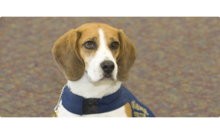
[125,102,132,117]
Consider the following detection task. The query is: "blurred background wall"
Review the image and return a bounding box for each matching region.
[0,17,219,117]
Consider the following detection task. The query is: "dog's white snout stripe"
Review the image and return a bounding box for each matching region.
[99,29,105,49]
[86,28,118,82]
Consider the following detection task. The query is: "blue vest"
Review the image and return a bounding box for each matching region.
[62,85,155,117]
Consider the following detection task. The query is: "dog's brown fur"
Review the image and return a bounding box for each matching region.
[52,23,137,81]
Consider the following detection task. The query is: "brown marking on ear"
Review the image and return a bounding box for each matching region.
[52,29,85,81]
[125,102,132,117]
[117,30,137,81]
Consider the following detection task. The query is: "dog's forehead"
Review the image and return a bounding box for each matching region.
[77,23,119,41]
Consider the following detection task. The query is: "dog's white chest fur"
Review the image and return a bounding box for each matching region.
[57,102,127,117]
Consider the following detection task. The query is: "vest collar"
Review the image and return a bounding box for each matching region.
[62,85,128,115]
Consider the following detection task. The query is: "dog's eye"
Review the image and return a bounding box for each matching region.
[111,42,119,49]
[84,41,96,49]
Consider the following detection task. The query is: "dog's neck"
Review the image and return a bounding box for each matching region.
[67,72,122,98]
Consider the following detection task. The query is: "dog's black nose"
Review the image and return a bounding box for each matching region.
[101,60,114,73]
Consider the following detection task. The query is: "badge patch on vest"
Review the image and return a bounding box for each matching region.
[131,100,149,117]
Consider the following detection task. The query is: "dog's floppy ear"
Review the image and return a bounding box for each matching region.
[117,30,137,81]
[52,29,85,81]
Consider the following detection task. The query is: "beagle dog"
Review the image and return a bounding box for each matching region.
[52,23,155,117]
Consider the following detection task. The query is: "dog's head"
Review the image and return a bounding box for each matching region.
[52,23,136,82]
